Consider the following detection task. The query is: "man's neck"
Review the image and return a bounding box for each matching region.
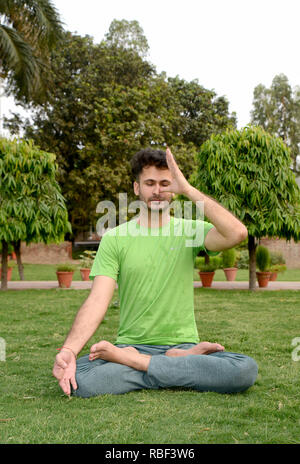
[137,209,171,228]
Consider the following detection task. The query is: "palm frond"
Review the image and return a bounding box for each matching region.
[1,1,64,47]
[21,0,64,45]
[0,24,40,96]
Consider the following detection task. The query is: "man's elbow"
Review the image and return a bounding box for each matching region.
[235,225,248,244]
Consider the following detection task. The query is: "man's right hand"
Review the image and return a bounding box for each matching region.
[52,349,78,397]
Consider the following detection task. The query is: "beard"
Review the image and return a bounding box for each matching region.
[138,192,173,213]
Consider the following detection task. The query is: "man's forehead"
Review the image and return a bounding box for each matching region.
[140,165,171,181]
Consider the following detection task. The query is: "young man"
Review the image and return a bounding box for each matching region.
[53,147,258,398]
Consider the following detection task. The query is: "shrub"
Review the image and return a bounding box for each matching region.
[195,257,205,269]
[256,246,271,272]
[222,248,236,268]
[270,264,287,273]
[270,251,286,265]
[198,262,218,272]
[195,255,222,272]
[79,250,97,269]
[56,264,76,272]
[237,250,249,269]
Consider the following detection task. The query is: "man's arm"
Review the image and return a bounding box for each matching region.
[183,185,247,252]
[60,275,116,356]
[161,147,247,252]
[53,275,116,396]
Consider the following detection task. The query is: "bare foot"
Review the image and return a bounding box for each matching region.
[165,341,225,357]
[89,340,151,371]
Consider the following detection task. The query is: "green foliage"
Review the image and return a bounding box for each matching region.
[104,19,149,57]
[270,250,286,265]
[56,264,75,272]
[237,250,249,269]
[197,262,218,272]
[194,125,300,241]
[0,242,14,253]
[195,256,222,271]
[0,137,72,245]
[270,264,287,273]
[0,0,64,101]
[221,248,236,268]
[5,27,236,238]
[79,250,97,269]
[256,245,271,272]
[251,74,300,172]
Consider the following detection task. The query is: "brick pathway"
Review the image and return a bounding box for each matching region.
[5,280,300,290]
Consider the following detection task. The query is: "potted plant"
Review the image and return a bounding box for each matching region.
[256,245,271,287]
[56,264,76,288]
[222,248,238,281]
[79,250,97,281]
[269,251,286,281]
[196,261,219,288]
[269,264,287,281]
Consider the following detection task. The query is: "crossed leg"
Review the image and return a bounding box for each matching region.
[88,340,225,369]
[72,340,258,397]
[88,341,151,371]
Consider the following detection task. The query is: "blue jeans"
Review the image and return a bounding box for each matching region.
[72,343,258,398]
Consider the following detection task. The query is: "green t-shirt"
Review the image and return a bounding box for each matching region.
[89,216,216,345]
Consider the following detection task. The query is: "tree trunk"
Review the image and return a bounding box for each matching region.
[12,240,24,280]
[1,240,8,291]
[248,235,257,291]
[204,253,210,264]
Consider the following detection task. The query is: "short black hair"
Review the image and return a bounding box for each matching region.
[130,148,169,181]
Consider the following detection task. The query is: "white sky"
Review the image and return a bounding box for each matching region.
[2,0,300,133]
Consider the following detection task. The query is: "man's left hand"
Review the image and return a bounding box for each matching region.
[159,147,192,196]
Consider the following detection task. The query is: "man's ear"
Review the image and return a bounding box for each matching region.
[133,181,139,196]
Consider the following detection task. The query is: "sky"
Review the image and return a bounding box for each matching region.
[1,0,300,133]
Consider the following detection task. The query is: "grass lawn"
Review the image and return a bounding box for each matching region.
[7,262,300,282]
[0,288,299,444]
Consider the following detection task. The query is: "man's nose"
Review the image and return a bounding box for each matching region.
[152,183,161,195]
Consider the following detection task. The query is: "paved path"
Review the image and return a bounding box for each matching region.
[5,280,300,290]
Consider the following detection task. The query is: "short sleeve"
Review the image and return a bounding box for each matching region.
[190,220,220,259]
[89,232,119,281]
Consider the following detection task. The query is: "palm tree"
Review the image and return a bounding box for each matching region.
[0,0,63,100]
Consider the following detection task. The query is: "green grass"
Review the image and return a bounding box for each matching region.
[0,288,299,444]
[6,262,300,281]
[8,263,82,281]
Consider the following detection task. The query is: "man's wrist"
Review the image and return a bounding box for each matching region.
[182,184,197,198]
[57,346,77,358]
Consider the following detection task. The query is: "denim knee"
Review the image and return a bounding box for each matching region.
[229,356,258,393]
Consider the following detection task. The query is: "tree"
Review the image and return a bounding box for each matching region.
[4,26,236,239]
[193,126,300,290]
[167,76,236,146]
[0,0,63,100]
[104,19,149,58]
[0,137,72,290]
[251,74,300,173]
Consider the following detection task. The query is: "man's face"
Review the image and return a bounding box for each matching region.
[133,165,174,212]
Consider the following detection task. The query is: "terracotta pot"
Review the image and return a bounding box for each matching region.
[56,271,74,288]
[199,271,215,288]
[269,272,278,281]
[0,267,13,281]
[223,267,238,281]
[80,268,91,281]
[256,271,271,288]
